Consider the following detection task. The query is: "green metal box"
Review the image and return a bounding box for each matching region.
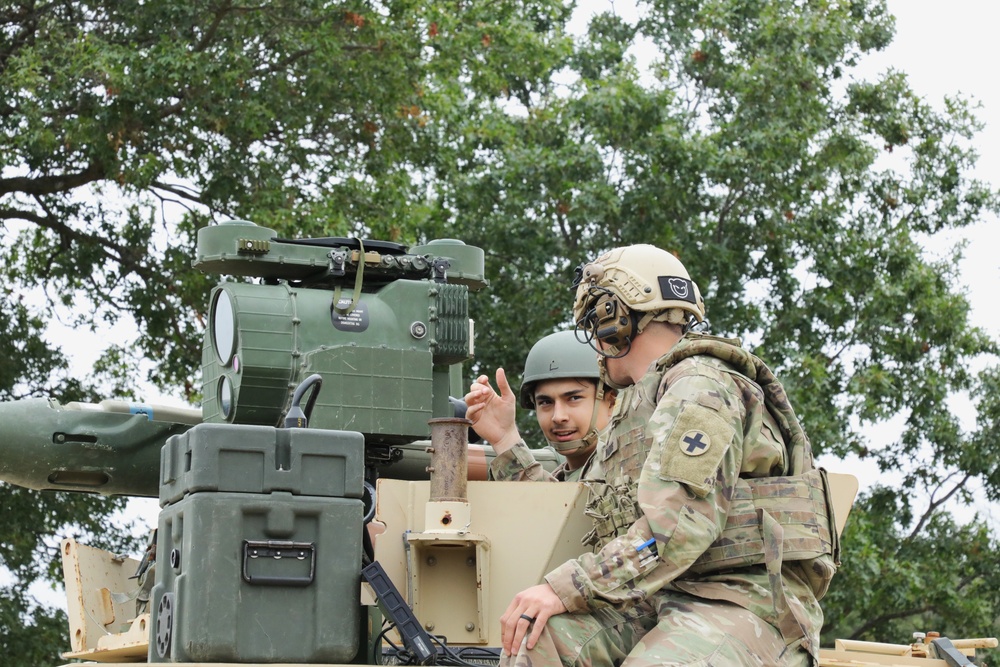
[149,491,363,663]
[159,423,364,506]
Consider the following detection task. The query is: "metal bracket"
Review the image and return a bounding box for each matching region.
[431,258,450,283]
[329,249,348,277]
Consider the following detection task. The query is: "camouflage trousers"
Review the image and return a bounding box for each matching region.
[500,591,813,667]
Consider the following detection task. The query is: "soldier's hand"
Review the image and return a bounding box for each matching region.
[500,583,567,655]
[464,368,520,452]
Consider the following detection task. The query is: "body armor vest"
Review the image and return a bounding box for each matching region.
[582,333,839,599]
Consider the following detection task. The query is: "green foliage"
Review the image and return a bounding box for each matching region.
[0,0,574,395]
[0,485,138,665]
[0,587,70,667]
[0,289,71,401]
[2,0,1000,656]
[825,492,1000,655]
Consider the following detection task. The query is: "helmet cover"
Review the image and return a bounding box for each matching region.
[572,244,705,347]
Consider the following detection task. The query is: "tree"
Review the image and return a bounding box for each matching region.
[823,492,1000,645]
[0,1,572,662]
[0,0,572,393]
[2,0,999,659]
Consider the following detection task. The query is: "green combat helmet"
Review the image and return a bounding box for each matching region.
[518,330,606,455]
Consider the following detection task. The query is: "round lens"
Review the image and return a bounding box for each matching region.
[219,375,234,420]
[211,289,237,366]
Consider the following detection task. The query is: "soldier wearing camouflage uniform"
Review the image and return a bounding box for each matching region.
[468,330,617,483]
[468,245,836,666]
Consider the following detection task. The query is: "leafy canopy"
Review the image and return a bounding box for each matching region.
[2,0,999,658]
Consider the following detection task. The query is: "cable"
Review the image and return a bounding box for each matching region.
[429,634,499,667]
[363,480,377,524]
[453,645,501,666]
[301,378,322,422]
[284,373,323,427]
[372,620,502,666]
[456,646,501,660]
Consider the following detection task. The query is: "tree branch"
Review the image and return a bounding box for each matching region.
[715,183,746,242]
[0,163,107,197]
[0,207,51,224]
[848,605,933,640]
[0,3,40,74]
[907,470,972,541]
[195,0,235,53]
[151,181,205,206]
[24,196,155,281]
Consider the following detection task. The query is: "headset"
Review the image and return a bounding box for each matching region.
[576,284,708,359]
[575,287,637,358]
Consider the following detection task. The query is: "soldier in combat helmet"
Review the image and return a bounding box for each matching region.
[466,245,837,666]
[469,330,617,482]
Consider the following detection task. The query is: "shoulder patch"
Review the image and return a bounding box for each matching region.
[679,430,711,456]
[657,403,734,497]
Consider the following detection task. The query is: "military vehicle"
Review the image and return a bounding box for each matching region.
[0,220,994,666]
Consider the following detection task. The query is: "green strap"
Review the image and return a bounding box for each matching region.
[333,239,366,315]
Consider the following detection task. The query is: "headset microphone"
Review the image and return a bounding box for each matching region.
[596,324,624,342]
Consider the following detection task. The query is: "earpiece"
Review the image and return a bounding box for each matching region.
[592,292,637,347]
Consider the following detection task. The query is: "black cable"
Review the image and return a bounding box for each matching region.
[300,377,322,422]
[285,373,323,427]
[456,646,501,659]
[374,621,435,666]
[429,634,496,667]
[361,523,374,567]
[363,480,377,524]
[370,625,387,664]
[369,610,502,666]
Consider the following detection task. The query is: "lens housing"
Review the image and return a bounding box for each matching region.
[218,376,234,420]
[211,289,237,366]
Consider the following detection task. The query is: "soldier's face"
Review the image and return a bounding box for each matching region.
[532,378,611,451]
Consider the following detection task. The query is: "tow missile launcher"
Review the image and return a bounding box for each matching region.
[0,221,494,497]
[195,220,487,441]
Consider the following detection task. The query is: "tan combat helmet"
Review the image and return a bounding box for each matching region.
[572,244,705,357]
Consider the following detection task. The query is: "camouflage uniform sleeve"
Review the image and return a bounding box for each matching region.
[545,371,743,612]
[488,441,562,482]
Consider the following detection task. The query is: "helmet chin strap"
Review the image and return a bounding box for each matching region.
[545,380,606,455]
[547,434,593,455]
[598,356,631,391]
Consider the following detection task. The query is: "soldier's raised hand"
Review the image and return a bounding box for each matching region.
[464,368,521,453]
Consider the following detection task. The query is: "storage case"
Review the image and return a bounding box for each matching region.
[150,423,365,663]
[159,422,364,505]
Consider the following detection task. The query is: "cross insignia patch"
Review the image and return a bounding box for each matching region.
[680,430,711,456]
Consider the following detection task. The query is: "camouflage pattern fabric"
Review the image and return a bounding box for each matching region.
[490,441,601,483]
[500,333,822,665]
[501,591,811,667]
[489,442,567,482]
